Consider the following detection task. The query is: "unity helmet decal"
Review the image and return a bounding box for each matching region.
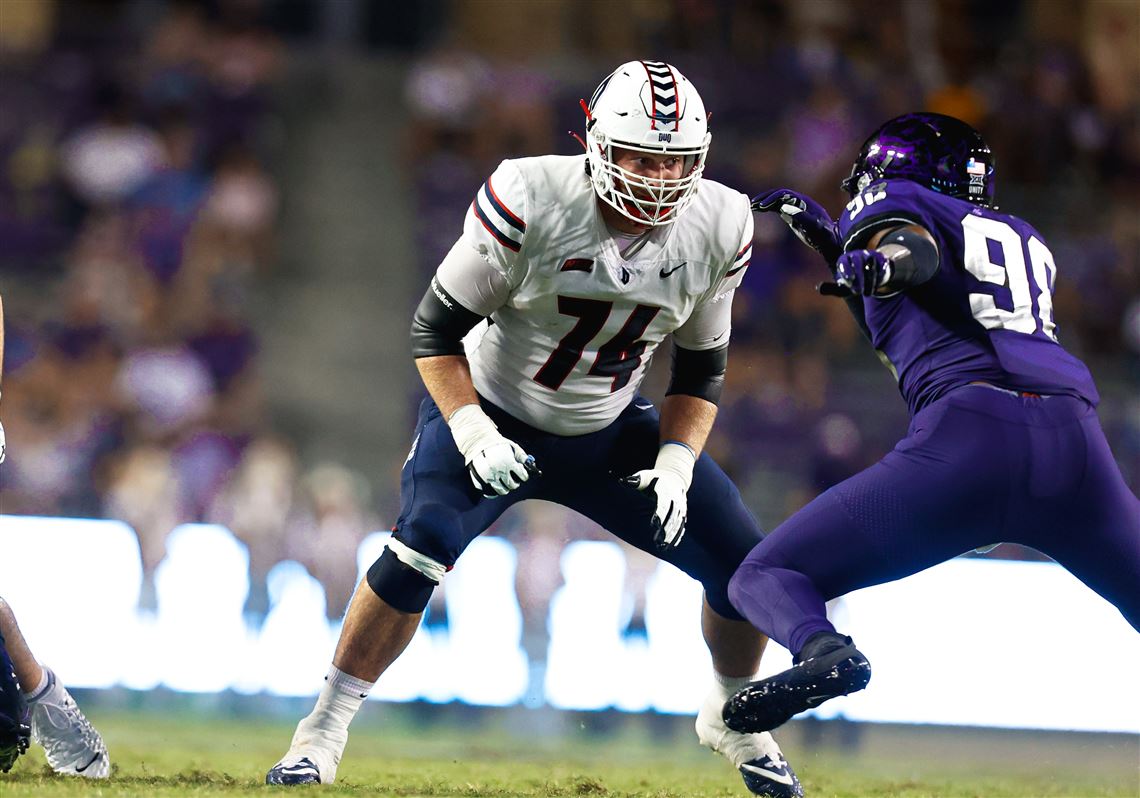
[841,112,996,208]
[584,60,711,226]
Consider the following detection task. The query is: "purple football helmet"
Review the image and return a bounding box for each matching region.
[841,113,995,207]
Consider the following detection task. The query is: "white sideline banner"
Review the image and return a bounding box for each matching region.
[0,515,1136,732]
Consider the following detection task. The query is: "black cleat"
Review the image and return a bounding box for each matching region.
[723,635,871,733]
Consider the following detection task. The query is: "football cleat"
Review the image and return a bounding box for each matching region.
[28,668,109,778]
[724,635,871,734]
[266,755,324,785]
[697,687,803,798]
[266,720,342,786]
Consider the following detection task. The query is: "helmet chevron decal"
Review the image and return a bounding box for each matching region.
[641,61,679,130]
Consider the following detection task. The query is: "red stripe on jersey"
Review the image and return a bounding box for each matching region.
[641,61,657,131]
[665,64,679,131]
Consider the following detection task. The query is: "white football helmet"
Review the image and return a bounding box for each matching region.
[584,60,711,226]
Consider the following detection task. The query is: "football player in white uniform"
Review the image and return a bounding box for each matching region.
[267,61,801,798]
[0,293,109,779]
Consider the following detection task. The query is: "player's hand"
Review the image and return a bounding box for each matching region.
[621,442,696,550]
[751,189,842,265]
[0,713,29,773]
[467,440,539,497]
[0,417,5,464]
[448,403,539,498]
[832,248,891,296]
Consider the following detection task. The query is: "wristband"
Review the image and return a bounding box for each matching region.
[655,441,696,489]
[447,403,500,460]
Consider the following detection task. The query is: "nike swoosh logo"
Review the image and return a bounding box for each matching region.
[277,765,318,775]
[276,756,319,775]
[75,752,101,773]
[804,695,829,707]
[740,762,795,785]
[634,401,653,410]
[660,262,688,278]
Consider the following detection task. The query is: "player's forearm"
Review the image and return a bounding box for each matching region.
[866,224,940,293]
[415,355,481,421]
[658,393,717,458]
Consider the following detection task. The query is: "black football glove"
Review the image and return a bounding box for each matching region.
[751,188,843,266]
[830,248,892,296]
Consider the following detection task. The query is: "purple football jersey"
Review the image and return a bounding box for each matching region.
[836,179,1098,414]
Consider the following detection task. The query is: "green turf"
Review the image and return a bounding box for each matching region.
[2,707,1137,797]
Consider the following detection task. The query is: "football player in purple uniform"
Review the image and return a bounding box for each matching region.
[721,113,1140,734]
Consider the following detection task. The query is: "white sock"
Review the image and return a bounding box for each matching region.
[21,666,51,702]
[711,669,754,700]
[295,665,375,747]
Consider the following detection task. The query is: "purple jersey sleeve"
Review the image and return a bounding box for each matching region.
[836,179,1098,414]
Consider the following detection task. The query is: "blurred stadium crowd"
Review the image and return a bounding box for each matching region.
[0,0,1137,630]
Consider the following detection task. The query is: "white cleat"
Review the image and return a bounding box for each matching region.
[29,668,110,778]
[696,687,802,798]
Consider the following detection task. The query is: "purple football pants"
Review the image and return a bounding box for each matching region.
[728,385,1140,655]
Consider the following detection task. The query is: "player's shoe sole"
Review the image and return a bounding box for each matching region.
[266,756,322,785]
[723,643,871,733]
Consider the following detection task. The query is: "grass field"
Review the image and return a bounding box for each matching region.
[2,702,1137,798]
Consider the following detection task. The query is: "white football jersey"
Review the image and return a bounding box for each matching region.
[440,154,752,436]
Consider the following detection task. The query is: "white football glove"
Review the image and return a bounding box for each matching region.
[623,441,696,550]
[0,417,5,464]
[448,404,538,497]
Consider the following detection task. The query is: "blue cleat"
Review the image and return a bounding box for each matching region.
[266,755,323,785]
[697,686,803,797]
[739,751,803,798]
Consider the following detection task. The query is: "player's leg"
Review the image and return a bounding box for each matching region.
[0,599,41,694]
[554,400,802,798]
[0,597,108,777]
[267,398,534,785]
[1012,397,1140,632]
[724,389,1013,732]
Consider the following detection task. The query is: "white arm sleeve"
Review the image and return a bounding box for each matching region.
[674,200,751,350]
[462,160,528,280]
[435,239,513,317]
[672,287,735,350]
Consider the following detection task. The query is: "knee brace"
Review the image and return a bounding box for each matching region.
[365,538,449,614]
